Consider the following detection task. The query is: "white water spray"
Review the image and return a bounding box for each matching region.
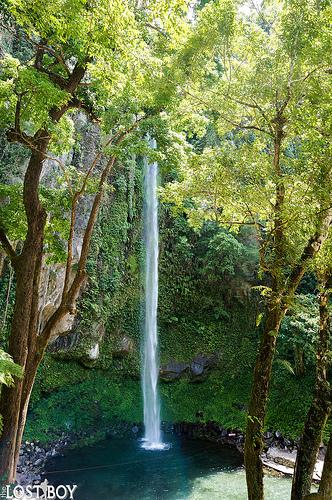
[141,139,166,451]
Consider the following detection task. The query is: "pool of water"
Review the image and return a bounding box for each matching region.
[44,435,292,499]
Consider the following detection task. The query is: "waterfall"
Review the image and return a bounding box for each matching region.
[141,139,165,450]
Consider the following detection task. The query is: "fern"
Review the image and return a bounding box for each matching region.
[0,349,23,387]
[0,349,23,436]
[276,358,295,376]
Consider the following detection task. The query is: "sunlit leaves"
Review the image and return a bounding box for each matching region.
[0,54,20,127]
[0,182,76,261]
[163,0,332,276]
[0,349,23,435]
[49,115,75,154]
[0,348,23,387]
[0,0,193,265]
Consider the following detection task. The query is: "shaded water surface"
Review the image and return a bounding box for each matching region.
[44,435,292,499]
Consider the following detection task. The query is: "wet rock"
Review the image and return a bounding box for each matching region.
[190,353,219,380]
[113,335,135,358]
[160,360,190,380]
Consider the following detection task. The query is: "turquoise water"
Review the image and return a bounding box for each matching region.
[44,436,292,499]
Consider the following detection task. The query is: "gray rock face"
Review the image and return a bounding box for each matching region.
[29,113,103,353]
[160,360,190,380]
[160,353,219,381]
[190,353,219,379]
[113,335,135,357]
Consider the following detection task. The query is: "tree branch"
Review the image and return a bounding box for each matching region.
[35,65,68,88]
[285,209,332,298]
[184,90,273,136]
[145,22,169,38]
[0,228,17,262]
[6,128,35,148]
[62,150,103,297]
[38,116,145,351]
[67,96,100,123]
[36,43,71,76]
[210,90,274,134]
[14,95,21,132]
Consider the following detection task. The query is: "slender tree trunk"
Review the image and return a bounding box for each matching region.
[13,355,41,474]
[0,266,43,484]
[244,119,286,500]
[291,274,332,500]
[294,344,305,377]
[319,432,332,497]
[244,294,284,500]
[0,352,42,484]
[0,141,48,484]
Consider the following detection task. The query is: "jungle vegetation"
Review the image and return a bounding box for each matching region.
[0,1,332,499]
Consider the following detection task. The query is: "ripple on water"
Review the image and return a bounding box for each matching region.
[189,470,292,500]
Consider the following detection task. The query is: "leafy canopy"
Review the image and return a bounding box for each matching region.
[0,0,191,260]
[162,0,332,277]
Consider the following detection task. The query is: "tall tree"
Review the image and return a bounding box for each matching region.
[292,241,332,499]
[0,0,189,484]
[162,1,332,498]
[319,431,332,498]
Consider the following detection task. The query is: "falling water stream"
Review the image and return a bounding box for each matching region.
[141,139,166,450]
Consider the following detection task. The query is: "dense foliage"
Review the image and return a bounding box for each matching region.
[0,1,332,497]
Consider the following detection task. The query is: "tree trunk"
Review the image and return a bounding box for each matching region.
[14,354,41,474]
[319,432,332,497]
[0,58,93,485]
[0,355,42,485]
[0,268,42,484]
[294,344,305,377]
[244,295,284,500]
[291,275,332,500]
[0,142,48,485]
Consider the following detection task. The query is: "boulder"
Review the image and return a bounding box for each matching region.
[160,353,219,381]
[160,360,190,380]
[87,343,100,360]
[113,335,135,357]
[190,353,219,380]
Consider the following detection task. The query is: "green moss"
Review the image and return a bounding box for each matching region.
[26,371,142,443]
